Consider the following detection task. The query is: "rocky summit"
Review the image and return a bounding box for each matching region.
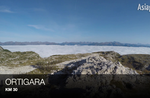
[73,54,137,74]
[49,54,150,98]
[53,54,138,75]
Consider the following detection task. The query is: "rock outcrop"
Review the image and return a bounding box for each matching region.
[72,54,137,74]
[49,54,150,98]
[54,54,138,75]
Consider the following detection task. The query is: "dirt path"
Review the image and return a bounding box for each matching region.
[0,65,36,74]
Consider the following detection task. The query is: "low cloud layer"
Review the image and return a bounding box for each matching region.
[2,45,150,58]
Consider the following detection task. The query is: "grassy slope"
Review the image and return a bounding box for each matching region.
[117,54,150,74]
[0,46,92,74]
[0,50,41,67]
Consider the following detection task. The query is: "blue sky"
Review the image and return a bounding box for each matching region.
[0,0,150,44]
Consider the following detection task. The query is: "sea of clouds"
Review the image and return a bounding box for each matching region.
[2,45,150,58]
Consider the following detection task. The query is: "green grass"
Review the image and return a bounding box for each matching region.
[0,50,41,67]
[117,54,150,74]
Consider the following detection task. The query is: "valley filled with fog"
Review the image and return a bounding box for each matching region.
[2,45,150,58]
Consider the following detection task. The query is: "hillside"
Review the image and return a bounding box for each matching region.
[0,46,41,67]
[0,46,3,51]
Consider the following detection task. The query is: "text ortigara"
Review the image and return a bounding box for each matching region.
[5,78,45,85]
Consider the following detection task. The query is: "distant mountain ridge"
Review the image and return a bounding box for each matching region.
[0,41,150,47]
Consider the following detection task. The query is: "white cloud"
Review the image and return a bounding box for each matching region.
[2,45,150,58]
[33,8,47,12]
[0,6,14,13]
[28,25,42,29]
[0,9,14,13]
[28,25,54,32]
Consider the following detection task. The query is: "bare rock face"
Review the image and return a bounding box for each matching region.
[72,54,138,75]
[54,54,138,75]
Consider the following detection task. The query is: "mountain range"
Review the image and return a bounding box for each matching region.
[0,41,150,47]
